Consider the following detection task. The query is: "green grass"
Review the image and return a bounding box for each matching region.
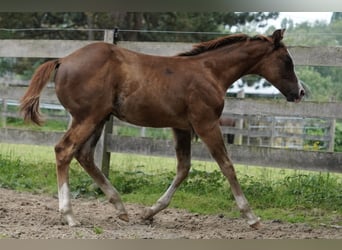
[3,117,68,132]
[1,142,342,226]
[117,126,173,140]
[2,115,173,139]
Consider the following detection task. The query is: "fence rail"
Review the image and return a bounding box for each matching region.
[1,94,339,146]
[0,39,342,67]
[1,30,342,174]
[1,127,341,173]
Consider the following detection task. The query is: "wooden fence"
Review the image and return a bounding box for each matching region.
[1,30,342,174]
[1,88,337,150]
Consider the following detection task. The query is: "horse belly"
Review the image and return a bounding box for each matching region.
[113,93,189,129]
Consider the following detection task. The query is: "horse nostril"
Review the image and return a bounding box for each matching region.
[300,89,305,97]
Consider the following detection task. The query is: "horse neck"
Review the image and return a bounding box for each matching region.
[199,41,272,91]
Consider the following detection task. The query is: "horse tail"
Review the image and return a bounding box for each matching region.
[20,60,59,126]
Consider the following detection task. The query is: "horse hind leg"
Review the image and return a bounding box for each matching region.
[142,128,191,221]
[74,121,128,222]
[55,117,126,226]
[55,125,83,226]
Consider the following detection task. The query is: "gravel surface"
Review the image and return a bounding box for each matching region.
[0,188,341,239]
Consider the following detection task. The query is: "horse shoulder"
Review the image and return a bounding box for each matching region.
[187,76,225,123]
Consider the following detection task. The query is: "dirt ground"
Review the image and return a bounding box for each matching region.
[0,188,341,239]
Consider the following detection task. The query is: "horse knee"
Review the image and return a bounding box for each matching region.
[54,143,63,155]
[54,143,73,167]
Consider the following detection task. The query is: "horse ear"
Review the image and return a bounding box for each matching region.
[272,29,286,47]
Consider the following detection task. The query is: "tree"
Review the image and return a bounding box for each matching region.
[331,12,342,23]
[0,12,279,42]
[0,13,90,40]
[110,12,278,42]
[297,67,336,101]
[0,12,279,79]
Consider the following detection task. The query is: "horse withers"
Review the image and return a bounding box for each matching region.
[20,29,304,229]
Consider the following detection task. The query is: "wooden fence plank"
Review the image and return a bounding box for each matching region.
[223,98,342,119]
[0,85,58,103]
[1,127,342,173]
[0,40,341,67]
[0,128,63,146]
[289,46,342,67]
[220,126,332,142]
[2,87,341,120]
[0,40,93,58]
[105,134,342,173]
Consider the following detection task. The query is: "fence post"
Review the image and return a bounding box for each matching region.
[328,118,336,152]
[234,90,245,145]
[95,115,113,177]
[1,98,7,128]
[103,29,114,44]
[94,29,115,178]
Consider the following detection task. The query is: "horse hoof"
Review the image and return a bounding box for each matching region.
[141,208,154,221]
[140,209,154,225]
[69,220,81,227]
[61,213,80,227]
[249,220,262,230]
[63,218,80,227]
[118,213,129,222]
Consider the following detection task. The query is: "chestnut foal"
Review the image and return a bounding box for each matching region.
[21,29,304,229]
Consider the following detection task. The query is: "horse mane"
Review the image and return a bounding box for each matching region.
[177,33,276,57]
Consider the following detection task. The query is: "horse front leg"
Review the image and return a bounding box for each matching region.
[142,128,191,220]
[195,123,261,229]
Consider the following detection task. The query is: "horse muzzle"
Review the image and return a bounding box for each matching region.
[287,87,305,103]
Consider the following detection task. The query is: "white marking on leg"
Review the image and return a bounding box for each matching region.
[58,183,70,211]
[58,183,78,226]
[151,182,177,211]
[235,194,260,226]
[235,195,248,210]
[143,177,181,220]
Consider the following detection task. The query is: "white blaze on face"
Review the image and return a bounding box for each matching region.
[287,49,305,101]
